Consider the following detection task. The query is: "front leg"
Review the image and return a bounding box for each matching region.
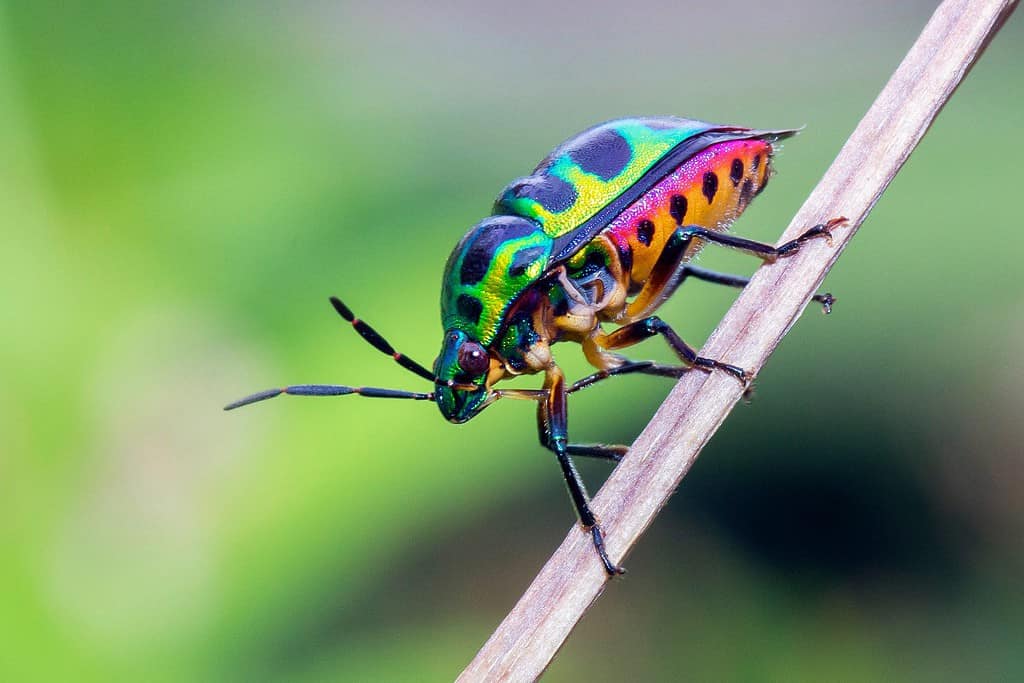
[521,366,629,464]
[537,366,625,576]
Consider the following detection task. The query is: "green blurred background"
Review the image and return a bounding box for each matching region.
[2,2,1022,681]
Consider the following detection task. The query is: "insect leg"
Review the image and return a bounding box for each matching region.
[681,265,835,314]
[329,296,436,382]
[564,444,628,462]
[529,389,628,463]
[676,216,845,263]
[569,360,687,394]
[597,317,749,384]
[625,219,842,321]
[497,387,626,462]
[538,366,624,575]
[224,384,433,410]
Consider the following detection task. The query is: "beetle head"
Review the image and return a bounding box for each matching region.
[434,329,496,423]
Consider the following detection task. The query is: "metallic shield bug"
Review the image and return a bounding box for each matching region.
[227,116,842,575]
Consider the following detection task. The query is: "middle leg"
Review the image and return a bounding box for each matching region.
[595,316,749,384]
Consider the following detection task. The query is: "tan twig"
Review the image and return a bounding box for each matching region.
[457,0,1019,680]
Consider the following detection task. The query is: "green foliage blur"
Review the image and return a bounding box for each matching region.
[2,2,1022,681]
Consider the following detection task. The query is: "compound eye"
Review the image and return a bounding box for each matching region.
[458,342,490,376]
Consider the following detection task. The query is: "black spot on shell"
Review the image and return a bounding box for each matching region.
[637,220,655,247]
[456,294,483,325]
[568,129,632,181]
[739,178,754,206]
[752,154,762,171]
[702,172,718,204]
[730,158,744,186]
[460,250,490,286]
[669,195,688,224]
[459,217,537,286]
[512,175,577,213]
[756,169,770,196]
[509,245,547,278]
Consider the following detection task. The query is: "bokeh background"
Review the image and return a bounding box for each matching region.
[2,2,1022,680]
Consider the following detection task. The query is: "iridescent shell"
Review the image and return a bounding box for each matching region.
[441,117,794,345]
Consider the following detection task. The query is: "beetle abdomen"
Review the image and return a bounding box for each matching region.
[597,138,775,288]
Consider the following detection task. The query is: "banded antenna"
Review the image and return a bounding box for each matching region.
[224,296,440,410]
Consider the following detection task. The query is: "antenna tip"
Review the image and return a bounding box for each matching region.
[329,296,354,321]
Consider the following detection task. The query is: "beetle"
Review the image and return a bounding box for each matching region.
[227,116,842,575]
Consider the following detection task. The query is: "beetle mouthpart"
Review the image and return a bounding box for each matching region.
[440,378,480,392]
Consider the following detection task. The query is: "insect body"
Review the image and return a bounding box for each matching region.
[228,117,840,576]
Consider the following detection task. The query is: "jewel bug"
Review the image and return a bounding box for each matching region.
[227,117,841,575]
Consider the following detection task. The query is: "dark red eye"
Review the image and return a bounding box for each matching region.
[457,342,490,376]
